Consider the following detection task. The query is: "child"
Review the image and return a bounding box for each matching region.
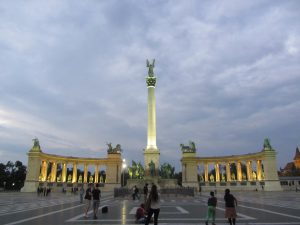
[205,191,217,225]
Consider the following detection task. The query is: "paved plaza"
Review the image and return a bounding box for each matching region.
[1,191,300,225]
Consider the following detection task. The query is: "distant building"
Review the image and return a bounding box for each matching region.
[279,147,300,176]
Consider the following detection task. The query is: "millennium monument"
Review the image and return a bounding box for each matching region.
[21,60,282,192]
[144,59,160,178]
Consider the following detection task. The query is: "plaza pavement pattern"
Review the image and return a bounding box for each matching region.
[0,191,300,225]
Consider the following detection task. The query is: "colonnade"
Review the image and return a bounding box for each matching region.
[197,159,263,182]
[22,143,123,192]
[181,145,282,191]
[39,160,107,183]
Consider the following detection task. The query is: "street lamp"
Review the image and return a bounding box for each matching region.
[122,159,127,187]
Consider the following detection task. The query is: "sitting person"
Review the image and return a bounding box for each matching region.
[135,203,146,224]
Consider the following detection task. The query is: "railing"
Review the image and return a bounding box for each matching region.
[114,187,130,197]
[160,187,195,196]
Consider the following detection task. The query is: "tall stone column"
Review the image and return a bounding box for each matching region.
[226,163,231,182]
[84,164,88,183]
[41,160,48,181]
[246,161,253,181]
[50,161,57,182]
[257,160,262,181]
[144,59,160,177]
[237,162,242,181]
[204,163,209,182]
[62,162,67,182]
[215,163,220,182]
[95,165,99,183]
[72,163,77,183]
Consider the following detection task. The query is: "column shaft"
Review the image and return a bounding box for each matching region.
[226,163,231,181]
[237,162,242,181]
[72,163,77,183]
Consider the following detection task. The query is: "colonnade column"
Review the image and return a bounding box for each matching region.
[204,163,209,182]
[215,163,220,182]
[50,161,57,182]
[84,164,88,183]
[237,162,242,181]
[257,160,262,181]
[95,165,99,183]
[246,161,253,181]
[226,163,231,181]
[41,160,48,181]
[72,163,77,183]
[62,163,67,182]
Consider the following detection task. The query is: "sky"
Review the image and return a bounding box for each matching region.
[0,0,299,172]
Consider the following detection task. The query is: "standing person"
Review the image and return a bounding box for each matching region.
[79,186,85,203]
[205,191,217,225]
[143,183,149,203]
[224,188,237,225]
[84,183,92,218]
[145,184,160,225]
[135,185,140,200]
[92,183,101,219]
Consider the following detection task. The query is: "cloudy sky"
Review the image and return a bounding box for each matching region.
[0,0,299,171]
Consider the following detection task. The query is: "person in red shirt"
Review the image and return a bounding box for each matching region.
[135,203,146,224]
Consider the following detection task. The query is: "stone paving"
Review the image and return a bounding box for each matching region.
[0,191,300,225]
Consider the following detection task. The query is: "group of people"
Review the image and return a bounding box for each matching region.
[205,188,238,225]
[82,183,101,219]
[37,186,51,196]
[135,185,237,225]
[135,183,160,225]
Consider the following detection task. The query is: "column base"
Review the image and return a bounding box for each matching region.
[21,181,39,192]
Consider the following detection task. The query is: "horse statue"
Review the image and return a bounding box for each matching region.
[107,143,122,154]
[180,141,196,153]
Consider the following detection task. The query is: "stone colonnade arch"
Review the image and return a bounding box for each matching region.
[181,146,282,191]
[22,143,122,192]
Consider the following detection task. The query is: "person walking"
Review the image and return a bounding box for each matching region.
[224,188,237,225]
[92,183,101,219]
[79,186,85,203]
[84,183,92,218]
[205,191,217,225]
[145,184,160,225]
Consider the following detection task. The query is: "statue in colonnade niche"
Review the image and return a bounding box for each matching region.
[89,175,93,183]
[67,174,72,182]
[231,173,236,180]
[252,171,257,180]
[222,173,226,181]
[78,175,82,183]
[210,174,214,182]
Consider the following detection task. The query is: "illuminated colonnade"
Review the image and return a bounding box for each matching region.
[181,147,282,191]
[22,144,122,192]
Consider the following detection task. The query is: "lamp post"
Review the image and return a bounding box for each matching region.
[122,159,127,187]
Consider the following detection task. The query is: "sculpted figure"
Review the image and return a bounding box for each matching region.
[263,138,272,149]
[146,59,155,77]
[149,160,155,177]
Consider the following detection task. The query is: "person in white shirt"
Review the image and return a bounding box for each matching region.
[145,184,160,225]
